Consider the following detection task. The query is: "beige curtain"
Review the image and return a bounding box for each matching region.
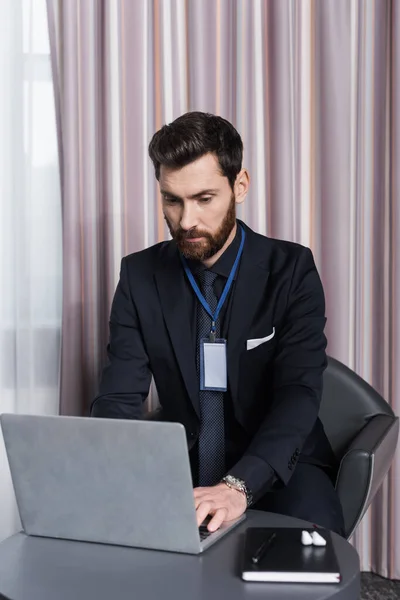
[47,0,400,577]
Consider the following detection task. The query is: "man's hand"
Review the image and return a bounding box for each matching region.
[193,483,247,532]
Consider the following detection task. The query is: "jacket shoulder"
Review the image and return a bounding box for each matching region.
[246,225,313,269]
[267,236,312,260]
[120,240,173,278]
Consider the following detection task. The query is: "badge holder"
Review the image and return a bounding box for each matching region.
[199,337,227,392]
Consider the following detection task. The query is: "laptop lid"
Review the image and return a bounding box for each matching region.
[1,414,209,553]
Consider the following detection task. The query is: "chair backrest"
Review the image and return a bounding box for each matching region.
[319,356,395,458]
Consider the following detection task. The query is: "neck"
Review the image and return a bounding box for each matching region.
[202,222,237,268]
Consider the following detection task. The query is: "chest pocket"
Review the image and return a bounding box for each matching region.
[246,327,276,351]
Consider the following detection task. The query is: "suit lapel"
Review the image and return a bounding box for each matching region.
[227,224,271,405]
[154,243,200,417]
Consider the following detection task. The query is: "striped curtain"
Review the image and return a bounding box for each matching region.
[47,0,400,577]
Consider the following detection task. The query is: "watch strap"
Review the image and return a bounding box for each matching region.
[221,474,253,507]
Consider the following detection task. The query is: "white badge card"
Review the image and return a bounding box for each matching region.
[199,339,227,392]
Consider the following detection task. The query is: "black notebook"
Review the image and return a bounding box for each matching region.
[242,528,341,584]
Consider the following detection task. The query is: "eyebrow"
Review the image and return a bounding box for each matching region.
[160,189,218,200]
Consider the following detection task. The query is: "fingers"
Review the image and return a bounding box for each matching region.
[196,501,212,527]
[194,488,214,526]
[193,485,245,532]
[207,507,228,532]
[196,501,227,531]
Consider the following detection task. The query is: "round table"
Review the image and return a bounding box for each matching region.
[0,510,360,600]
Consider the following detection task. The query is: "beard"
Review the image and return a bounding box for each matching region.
[164,195,237,262]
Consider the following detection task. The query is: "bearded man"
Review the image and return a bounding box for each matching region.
[91,112,345,536]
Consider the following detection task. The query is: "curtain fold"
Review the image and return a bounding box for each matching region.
[47,0,400,577]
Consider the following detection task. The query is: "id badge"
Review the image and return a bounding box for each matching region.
[199,338,227,392]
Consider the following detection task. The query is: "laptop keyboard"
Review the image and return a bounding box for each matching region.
[199,524,213,541]
[199,516,215,541]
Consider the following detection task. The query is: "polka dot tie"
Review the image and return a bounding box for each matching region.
[196,269,225,487]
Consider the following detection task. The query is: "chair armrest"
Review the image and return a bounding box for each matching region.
[336,414,399,538]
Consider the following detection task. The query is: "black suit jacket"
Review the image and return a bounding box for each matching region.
[91,220,336,500]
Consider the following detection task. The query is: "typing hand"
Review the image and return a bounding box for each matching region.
[193,483,247,532]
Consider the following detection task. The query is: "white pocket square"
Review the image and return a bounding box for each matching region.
[246,328,276,351]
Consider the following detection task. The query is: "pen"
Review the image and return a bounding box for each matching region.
[251,532,277,564]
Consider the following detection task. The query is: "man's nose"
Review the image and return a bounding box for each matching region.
[180,202,198,231]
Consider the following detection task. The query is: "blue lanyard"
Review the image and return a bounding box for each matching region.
[181,225,246,334]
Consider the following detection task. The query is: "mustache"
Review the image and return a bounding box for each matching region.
[175,228,211,241]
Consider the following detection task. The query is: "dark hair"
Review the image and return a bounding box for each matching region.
[148,112,243,190]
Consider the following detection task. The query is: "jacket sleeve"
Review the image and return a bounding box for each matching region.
[90,257,152,419]
[227,247,327,502]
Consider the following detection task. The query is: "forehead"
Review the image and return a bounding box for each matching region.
[159,153,228,195]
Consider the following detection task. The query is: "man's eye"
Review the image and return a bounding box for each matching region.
[164,197,179,204]
[198,197,212,203]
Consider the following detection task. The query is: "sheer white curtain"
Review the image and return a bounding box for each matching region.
[0,0,62,541]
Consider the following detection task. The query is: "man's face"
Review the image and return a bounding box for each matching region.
[160,153,239,262]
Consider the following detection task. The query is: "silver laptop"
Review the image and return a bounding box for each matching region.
[0,413,245,554]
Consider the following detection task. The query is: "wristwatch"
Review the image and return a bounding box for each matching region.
[221,474,253,507]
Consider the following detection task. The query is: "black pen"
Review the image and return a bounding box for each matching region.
[251,532,277,565]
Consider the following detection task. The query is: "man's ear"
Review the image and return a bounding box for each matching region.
[234,169,250,205]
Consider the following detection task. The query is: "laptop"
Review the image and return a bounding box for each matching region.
[0,413,245,554]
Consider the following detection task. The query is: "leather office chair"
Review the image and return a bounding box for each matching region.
[319,356,399,539]
[145,356,399,540]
